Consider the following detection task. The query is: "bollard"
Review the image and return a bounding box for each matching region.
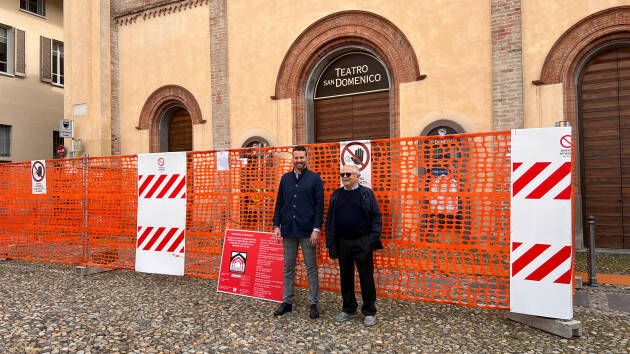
[587,215,598,287]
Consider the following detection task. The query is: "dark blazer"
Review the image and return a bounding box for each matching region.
[325,184,383,259]
[272,167,324,238]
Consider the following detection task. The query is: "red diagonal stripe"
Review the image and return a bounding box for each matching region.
[138,175,154,196]
[143,227,166,251]
[145,174,167,199]
[169,177,186,198]
[512,242,522,251]
[526,162,571,199]
[554,269,572,284]
[525,246,571,281]
[138,175,142,180]
[155,227,179,251]
[156,174,180,199]
[136,226,154,248]
[512,162,551,197]
[512,162,522,172]
[512,243,550,276]
[167,229,185,252]
[554,185,571,200]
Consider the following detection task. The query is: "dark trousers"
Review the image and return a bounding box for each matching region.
[338,236,376,316]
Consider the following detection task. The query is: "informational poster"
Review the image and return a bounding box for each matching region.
[218,229,284,302]
[136,152,187,276]
[31,160,47,194]
[339,140,372,188]
[217,151,229,171]
[510,127,573,320]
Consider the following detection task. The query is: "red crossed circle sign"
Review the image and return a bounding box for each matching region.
[31,161,46,182]
[157,158,165,167]
[341,141,371,171]
[560,135,571,149]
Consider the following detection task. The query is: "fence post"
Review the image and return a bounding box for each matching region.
[82,155,89,266]
[587,215,598,287]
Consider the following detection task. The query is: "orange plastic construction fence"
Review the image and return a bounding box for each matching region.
[0,132,510,309]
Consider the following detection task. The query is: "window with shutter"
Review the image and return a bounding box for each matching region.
[14,28,25,77]
[40,36,51,82]
[52,41,63,86]
[0,25,12,74]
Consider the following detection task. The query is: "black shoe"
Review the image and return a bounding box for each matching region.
[309,304,320,319]
[274,302,292,316]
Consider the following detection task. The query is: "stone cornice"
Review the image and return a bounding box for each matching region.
[114,0,208,26]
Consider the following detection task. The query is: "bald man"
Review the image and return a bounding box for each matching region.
[325,164,383,326]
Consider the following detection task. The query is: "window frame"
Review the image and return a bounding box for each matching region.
[0,124,11,158]
[19,0,46,18]
[51,40,63,87]
[0,25,13,76]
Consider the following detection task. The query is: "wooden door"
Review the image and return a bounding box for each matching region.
[167,108,193,152]
[579,47,630,248]
[314,91,389,143]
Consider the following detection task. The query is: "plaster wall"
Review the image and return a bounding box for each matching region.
[0,0,63,162]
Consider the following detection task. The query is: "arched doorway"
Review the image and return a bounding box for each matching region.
[310,51,391,143]
[578,45,630,248]
[159,107,193,152]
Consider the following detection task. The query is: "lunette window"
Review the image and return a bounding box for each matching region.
[0,125,11,157]
[20,0,45,17]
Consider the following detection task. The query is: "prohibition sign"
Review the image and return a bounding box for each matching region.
[31,161,46,182]
[560,135,571,149]
[341,142,371,171]
[157,158,165,167]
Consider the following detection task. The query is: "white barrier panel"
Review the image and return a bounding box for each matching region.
[510,127,573,319]
[136,152,187,276]
[340,140,372,188]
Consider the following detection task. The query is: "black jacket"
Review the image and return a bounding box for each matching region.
[325,184,383,259]
[272,167,324,238]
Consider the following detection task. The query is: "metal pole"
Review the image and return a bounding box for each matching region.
[587,215,598,286]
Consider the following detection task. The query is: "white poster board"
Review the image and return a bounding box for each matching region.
[339,140,372,188]
[510,127,573,319]
[31,160,47,194]
[136,152,187,276]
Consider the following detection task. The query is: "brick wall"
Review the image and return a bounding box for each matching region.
[110,5,121,155]
[491,0,524,130]
[210,0,230,149]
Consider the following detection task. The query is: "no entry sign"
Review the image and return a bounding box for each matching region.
[340,140,372,187]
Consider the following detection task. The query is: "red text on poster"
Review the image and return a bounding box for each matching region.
[217,229,284,302]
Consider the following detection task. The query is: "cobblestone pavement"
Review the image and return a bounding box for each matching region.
[0,260,629,353]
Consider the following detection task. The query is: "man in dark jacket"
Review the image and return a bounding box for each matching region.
[272,146,324,319]
[325,164,383,327]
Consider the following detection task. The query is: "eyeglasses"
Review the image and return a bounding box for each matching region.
[339,172,355,178]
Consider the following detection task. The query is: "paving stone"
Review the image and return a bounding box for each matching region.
[0,260,628,352]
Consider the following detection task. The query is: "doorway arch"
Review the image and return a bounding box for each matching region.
[137,85,205,152]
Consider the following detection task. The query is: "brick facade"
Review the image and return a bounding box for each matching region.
[491,0,524,130]
[110,4,121,155]
[210,0,230,149]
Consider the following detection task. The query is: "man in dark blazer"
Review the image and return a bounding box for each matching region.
[272,146,324,319]
[325,164,383,326]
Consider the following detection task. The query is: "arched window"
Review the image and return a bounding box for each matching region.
[158,106,192,152]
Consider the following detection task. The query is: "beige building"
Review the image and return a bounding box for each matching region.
[65,0,630,249]
[0,0,64,162]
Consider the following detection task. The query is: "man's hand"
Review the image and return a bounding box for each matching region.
[273,227,282,244]
[310,230,319,247]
